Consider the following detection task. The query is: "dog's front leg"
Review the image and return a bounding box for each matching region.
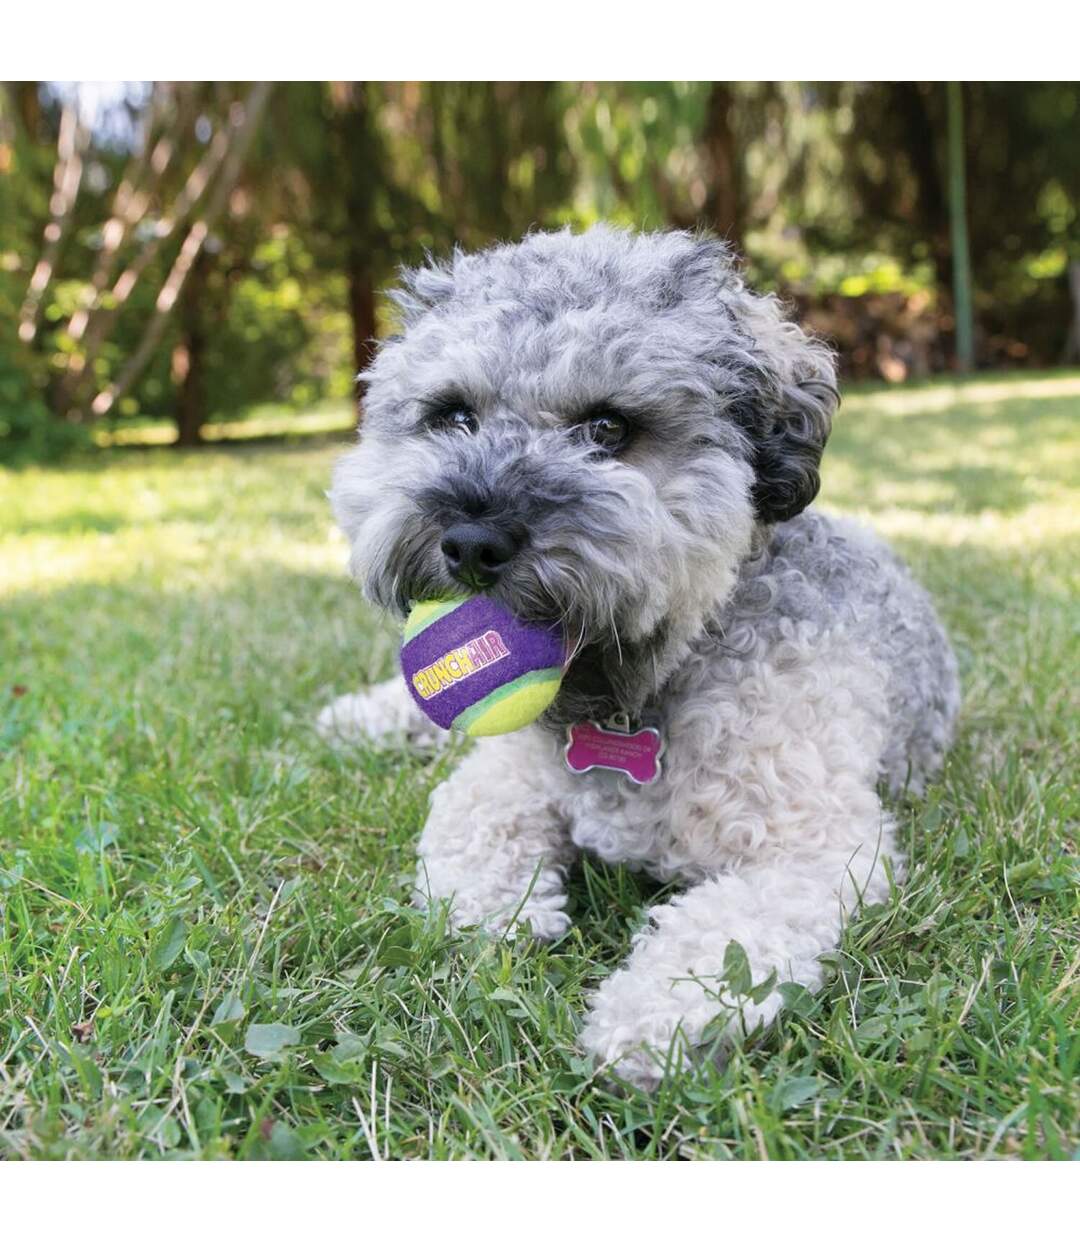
[316,677,451,749]
[415,730,576,940]
[580,833,896,1090]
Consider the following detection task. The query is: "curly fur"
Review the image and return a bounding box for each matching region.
[320,225,960,1090]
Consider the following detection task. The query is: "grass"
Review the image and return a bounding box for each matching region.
[1,371,1078,1160]
[91,400,357,448]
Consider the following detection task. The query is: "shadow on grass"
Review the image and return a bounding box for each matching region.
[4,426,354,479]
[3,523,1071,759]
[12,508,132,536]
[12,502,330,539]
[0,563,389,740]
[98,427,357,457]
[830,393,1077,515]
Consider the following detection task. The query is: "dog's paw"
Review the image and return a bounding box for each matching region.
[315,683,450,749]
[495,905,572,942]
[579,1006,691,1093]
[581,963,776,1091]
[451,907,571,942]
[448,899,572,943]
[579,961,729,1091]
[415,883,571,942]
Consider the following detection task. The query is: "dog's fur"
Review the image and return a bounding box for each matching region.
[320,226,960,1089]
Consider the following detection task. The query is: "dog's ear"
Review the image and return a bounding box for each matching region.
[734,308,839,525]
[749,372,837,523]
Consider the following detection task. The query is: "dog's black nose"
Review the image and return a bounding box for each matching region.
[441,521,520,589]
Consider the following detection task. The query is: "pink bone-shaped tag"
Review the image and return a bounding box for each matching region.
[565,720,664,786]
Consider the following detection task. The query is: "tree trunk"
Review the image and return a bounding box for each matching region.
[173,340,206,446]
[946,82,975,372]
[13,81,43,138]
[703,83,742,249]
[891,82,951,293]
[1063,260,1080,365]
[172,251,210,446]
[330,82,379,426]
[347,254,377,385]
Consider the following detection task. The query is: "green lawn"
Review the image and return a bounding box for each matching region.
[1,372,1077,1160]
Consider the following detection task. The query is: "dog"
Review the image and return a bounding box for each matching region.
[318,225,960,1090]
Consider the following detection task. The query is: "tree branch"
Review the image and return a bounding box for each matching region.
[90,81,273,419]
[18,102,90,343]
[64,84,189,344]
[63,87,246,415]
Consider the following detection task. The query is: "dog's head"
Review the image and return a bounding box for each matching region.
[331,226,836,712]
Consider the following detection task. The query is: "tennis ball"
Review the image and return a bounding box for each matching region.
[401,596,566,736]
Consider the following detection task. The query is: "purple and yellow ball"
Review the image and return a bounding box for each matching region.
[400,596,567,737]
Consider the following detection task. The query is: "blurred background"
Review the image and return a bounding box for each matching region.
[1,80,1078,463]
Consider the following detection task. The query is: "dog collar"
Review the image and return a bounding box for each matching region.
[564,712,664,785]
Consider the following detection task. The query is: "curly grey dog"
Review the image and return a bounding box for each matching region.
[319,225,960,1089]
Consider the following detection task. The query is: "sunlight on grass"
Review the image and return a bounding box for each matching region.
[841,372,1080,416]
[0,445,352,595]
[1,372,1077,1159]
[92,401,357,447]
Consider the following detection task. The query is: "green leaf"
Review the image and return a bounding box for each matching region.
[75,821,119,854]
[334,1033,369,1060]
[0,861,25,890]
[921,804,943,834]
[1005,858,1042,886]
[374,1038,407,1059]
[722,940,753,998]
[63,1045,103,1096]
[381,925,413,951]
[377,946,415,969]
[152,915,188,970]
[855,1015,890,1045]
[748,968,778,1006]
[773,1076,823,1111]
[212,993,246,1026]
[778,982,816,1018]
[184,947,210,973]
[267,1120,306,1160]
[377,926,414,969]
[310,1051,367,1085]
[244,1022,300,1058]
[550,1072,586,1095]
[277,877,304,903]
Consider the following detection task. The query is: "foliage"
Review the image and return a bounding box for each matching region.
[2,82,1079,462]
[193,233,353,420]
[0,90,86,462]
[0,344,89,465]
[1,372,1076,1158]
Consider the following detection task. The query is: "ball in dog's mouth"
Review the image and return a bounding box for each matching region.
[400,595,568,736]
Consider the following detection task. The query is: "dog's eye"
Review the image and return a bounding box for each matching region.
[584,411,631,453]
[425,404,477,435]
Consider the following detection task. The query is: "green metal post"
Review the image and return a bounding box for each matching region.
[947,81,975,372]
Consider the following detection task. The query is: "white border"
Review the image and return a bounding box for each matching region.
[1,1162,1075,1237]
[3,1,1078,80]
